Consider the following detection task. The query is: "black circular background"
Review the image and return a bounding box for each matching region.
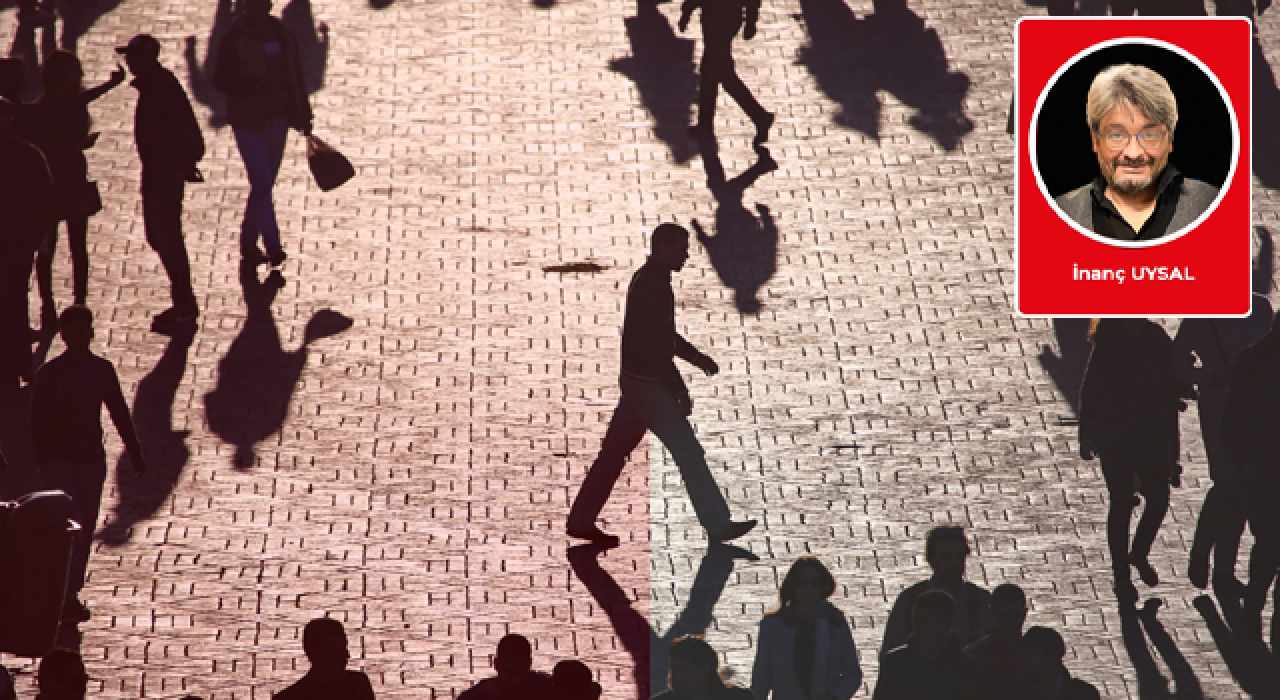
[1035,42,1234,199]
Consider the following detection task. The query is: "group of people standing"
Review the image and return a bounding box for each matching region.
[0,0,313,391]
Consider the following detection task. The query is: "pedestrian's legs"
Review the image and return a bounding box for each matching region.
[34,225,57,320]
[1197,403,1246,584]
[719,66,767,123]
[141,172,197,315]
[696,34,736,129]
[1131,478,1170,563]
[233,118,288,254]
[567,391,649,531]
[40,456,107,602]
[261,117,289,253]
[66,214,88,305]
[1101,455,1136,582]
[622,375,732,534]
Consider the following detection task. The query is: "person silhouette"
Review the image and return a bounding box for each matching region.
[274,618,376,700]
[963,583,1028,696]
[872,590,987,700]
[678,0,774,145]
[1173,295,1273,601]
[880,525,990,658]
[549,660,601,700]
[653,636,755,700]
[30,305,146,623]
[456,634,552,700]
[1079,318,1186,606]
[567,223,755,547]
[35,649,89,700]
[750,557,863,700]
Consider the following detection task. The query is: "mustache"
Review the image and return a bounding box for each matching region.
[1113,156,1155,168]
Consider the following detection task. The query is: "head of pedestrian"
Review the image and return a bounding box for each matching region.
[909,590,956,656]
[778,557,838,619]
[988,583,1028,642]
[41,50,85,98]
[493,633,534,678]
[924,524,970,587]
[1022,626,1068,684]
[37,649,90,700]
[550,660,602,700]
[1087,64,1177,199]
[651,223,691,273]
[58,305,94,355]
[301,618,350,674]
[0,58,25,103]
[667,635,726,698]
[115,34,161,75]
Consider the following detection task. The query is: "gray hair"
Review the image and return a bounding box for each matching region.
[1086,63,1178,134]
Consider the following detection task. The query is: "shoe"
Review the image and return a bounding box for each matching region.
[567,526,620,548]
[752,112,775,146]
[1187,549,1210,589]
[710,520,756,542]
[688,123,714,140]
[62,598,91,623]
[1114,579,1139,607]
[241,245,268,266]
[1131,556,1159,586]
[267,248,287,267]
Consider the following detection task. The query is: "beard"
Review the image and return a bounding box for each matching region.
[1107,156,1158,194]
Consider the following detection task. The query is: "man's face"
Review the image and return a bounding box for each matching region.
[654,238,690,272]
[928,540,968,585]
[989,599,1027,639]
[1092,102,1173,196]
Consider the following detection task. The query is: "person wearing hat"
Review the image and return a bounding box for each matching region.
[116,34,205,333]
[214,0,313,269]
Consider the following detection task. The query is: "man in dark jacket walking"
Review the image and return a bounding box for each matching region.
[567,223,756,546]
[117,34,205,333]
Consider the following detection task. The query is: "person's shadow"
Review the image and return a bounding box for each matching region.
[1253,38,1280,192]
[49,0,125,55]
[185,0,329,129]
[608,0,698,165]
[1037,318,1092,417]
[567,541,758,699]
[8,6,58,100]
[794,0,972,150]
[97,327,195,546]
[1192,595,1280,697]
[203,263,351,468]
[1119,600,1204,699]
[691,140,779,314]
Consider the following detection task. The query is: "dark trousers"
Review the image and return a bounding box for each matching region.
[141,171,198,315]
[0,248,35,384]
[35,214,89,309]
[1101,448,1171,581]
[41,456,108,602]
[1190,403,1247,580]
[1243,473,1280,615]
[697,27,768,128]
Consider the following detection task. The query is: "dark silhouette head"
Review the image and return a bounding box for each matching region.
[778,557,837,612]
[924,525,970,586]
[550,660,601,700]
[302,618,350,673]
[1022,625,1067,681]
[910,589,956,648]
[989,583,1028,641]
[651,223,690,272]
[59,305,95,352]
[116,34,162,75]
[0,59,25,103]
[37,649,89,700]
[41,50,85,97]
[668,635,725,695]
[494,634,534,676]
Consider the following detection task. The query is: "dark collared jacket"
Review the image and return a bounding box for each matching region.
[620,258,707,398]
[131,65,204,176]
[1055,166,1218,242]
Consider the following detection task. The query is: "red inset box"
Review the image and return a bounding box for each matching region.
[1015,18,1251,317]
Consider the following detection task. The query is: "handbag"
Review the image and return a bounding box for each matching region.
[306,134,355,192]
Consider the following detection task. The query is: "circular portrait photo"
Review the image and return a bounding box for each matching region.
[1032,39,1237,248]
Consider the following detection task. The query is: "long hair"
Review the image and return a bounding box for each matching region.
[771,557,845,626]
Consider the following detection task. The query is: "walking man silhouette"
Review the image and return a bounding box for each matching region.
[679,0,774,145]
[568,223,756,547]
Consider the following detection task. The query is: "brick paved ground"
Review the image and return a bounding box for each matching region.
[2,0,1279,698]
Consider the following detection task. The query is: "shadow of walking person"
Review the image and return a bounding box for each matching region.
[280,0,329,95]
[1192,595,1280,698]
[795,0,972,150]
[1037,317,1092,417]
[1119,601,1206,699]
[691,141,778,314]
[1254,227,1274,295]
[203,263,351,468]
[608,0,698,164]
[1253,39,1280,192]
[97,327,194,546]
[53,0,125,55]
[8,4,58,100]
[567,541,757,699]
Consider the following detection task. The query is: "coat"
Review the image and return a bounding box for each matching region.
[214,14,312,132]
[750,606,863,700]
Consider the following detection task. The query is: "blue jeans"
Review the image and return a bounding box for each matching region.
[233,117,289,253]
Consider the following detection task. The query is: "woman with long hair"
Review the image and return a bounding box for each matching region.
[750,557,862,700]
[33,49,123,329]
[653,636,753,700]
[1079,318,1187,605]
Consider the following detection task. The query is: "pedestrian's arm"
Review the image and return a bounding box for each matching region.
[103,364,146,476]
[743,0,762,38]
[749,621,772,700]
[830,624,863,700]
[675,334,718,376]
[81,66,126,104]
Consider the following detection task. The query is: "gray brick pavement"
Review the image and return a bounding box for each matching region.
[1,0,1278,698]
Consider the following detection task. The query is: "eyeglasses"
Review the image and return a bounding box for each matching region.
[1097,129,1168,152]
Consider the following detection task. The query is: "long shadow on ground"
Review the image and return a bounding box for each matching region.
[794,0,972,150]
[203,263,351,468]
[608,0,698,164]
